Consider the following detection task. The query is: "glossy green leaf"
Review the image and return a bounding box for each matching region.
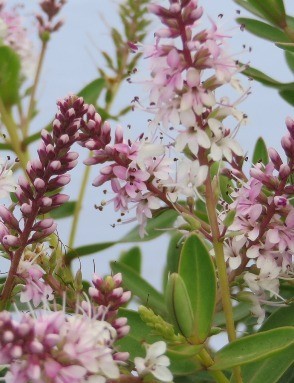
[252,137,269,164]
[276,42,294,52]
[119,246,141,274]
[78,78,105,105]
[279,88,294,106]
[0,46,21,106]
[211,327,294,370]
[50,201,76,219]
[240,306,294,383]
[111,261,167,317]
[246,0,286,26]
[240,345,293,383]
[285,51,294,73]
[178,234,216,343]
[237,18,288,42]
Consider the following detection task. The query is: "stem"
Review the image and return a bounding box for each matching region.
[23,41,47,138]
[0,98,29,171]
[0,207,38,310]
[199,348,230,383]
[205,174,243,383]
[68,161,92,248]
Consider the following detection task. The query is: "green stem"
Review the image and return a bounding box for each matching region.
[199,348,230,383]
[68,160,92,249]
[205,175,243,383]
[0,98,29,171]
[23,41,47,138]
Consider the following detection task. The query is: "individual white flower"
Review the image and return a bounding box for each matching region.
[208,118,243,162]
[244,256,281,298]
[0,158,16,199]
[223,236,247,270]
[175,126,210,156]
[134,341,173,382]
[175,158,208,197]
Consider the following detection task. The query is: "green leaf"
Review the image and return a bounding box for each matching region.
[120,209,178,243]
[178,234,216,343]
[240,306,294,383]
[285,51,294,73]
[0,46,21,106]
[252,137,269,164]
[275,42,294,52]
[111,261,167,317]
[214,302,252,327]
[261,305,294,331]
[246,0,286,27]
[50,201,76,219]
[279,88,294,106]
[77,78,105,105]
[241,64,294,89]
[236,18,289,42]
[210,327,294,370]
[119,246,142,274]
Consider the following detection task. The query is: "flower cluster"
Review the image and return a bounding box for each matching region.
[81,273,131,342]
[79,0,246,236]
[224,117,294,322]
[0,1,34,76]
[36,0,66,38]
[0,95,89,308]
[0,309,120,383]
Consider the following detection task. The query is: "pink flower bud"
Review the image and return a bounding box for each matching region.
[113,351,130,362]
[0,206,19,230]
[116,325,130,338]
[49,160,61,171]
[30,222,57,242]
[40,197,52,207]
[286,116,294,139]
[21,203,33,216]
[113,273,122,286]
[0,222,9,241]
[3,235,20,247]
[33,218,55,231]
[268,147,283,170]
[51,193,69,206]
[34,178,46,192]
[279,164,290,180]
[41,129,53,145]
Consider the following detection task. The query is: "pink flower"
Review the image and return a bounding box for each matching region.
[113,164,150,198]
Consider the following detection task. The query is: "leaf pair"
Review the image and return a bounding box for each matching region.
[166,234,216,344]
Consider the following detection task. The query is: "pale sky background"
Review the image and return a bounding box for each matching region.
[5,0,294,338]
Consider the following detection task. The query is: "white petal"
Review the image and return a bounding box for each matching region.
[197,129,211,149]
[153,366,173,382]
[180,109,196,127]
